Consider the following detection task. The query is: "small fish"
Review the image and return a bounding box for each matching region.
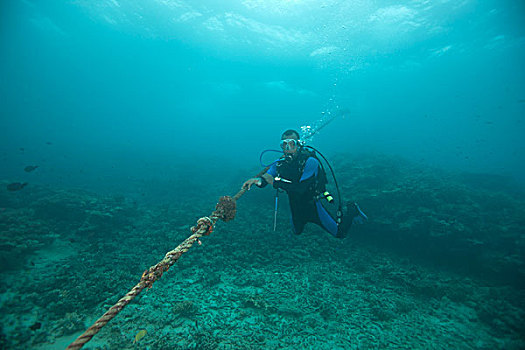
[24,165,39,172]
[30,322,41,331]
[7,182,27,192]
[133,329,147,344]
[46,141,53,145]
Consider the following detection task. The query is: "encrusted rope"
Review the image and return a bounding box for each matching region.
[66,195,240,350]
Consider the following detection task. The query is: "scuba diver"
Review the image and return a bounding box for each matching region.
[242,129,367,238]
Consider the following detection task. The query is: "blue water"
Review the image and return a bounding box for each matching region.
[1,0,524,197]
[1,2,525,348]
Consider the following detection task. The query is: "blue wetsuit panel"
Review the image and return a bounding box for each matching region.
[315,200,338,236]
[300,158,319,181]
[267,161,278,177]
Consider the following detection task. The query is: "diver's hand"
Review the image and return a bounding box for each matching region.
[242,178,262,190]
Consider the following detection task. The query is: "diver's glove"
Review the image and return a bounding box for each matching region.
[351,202,368,225]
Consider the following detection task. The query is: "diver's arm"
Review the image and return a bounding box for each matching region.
[242,178,260,190]
[255,163,276,188]
[253,171,274,188]
[242,166,276,190]
[261,173,274,185]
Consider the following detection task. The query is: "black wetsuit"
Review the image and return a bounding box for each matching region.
[262,150,346,237]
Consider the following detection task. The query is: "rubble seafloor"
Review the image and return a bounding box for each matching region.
[1,154,524,349]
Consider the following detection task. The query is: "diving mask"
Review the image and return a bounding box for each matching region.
[280,139,299,151]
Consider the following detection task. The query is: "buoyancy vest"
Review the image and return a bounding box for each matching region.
[276,148,328,196]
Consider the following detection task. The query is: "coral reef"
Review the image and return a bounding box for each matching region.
[331,154,525,287]
[171,300,199,317]
[0,155,524,349]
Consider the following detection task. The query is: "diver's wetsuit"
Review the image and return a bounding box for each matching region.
[262,150,347,237]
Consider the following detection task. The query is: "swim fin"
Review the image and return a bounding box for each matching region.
[351,202,368,225]
[336,202,367,238]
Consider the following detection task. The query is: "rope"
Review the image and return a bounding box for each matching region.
[66,195,239,350]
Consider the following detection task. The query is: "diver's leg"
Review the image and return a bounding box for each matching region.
[336,202,368,238]
[289,197,307,235]
[314,200,339,237]
[290,213,306,235]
